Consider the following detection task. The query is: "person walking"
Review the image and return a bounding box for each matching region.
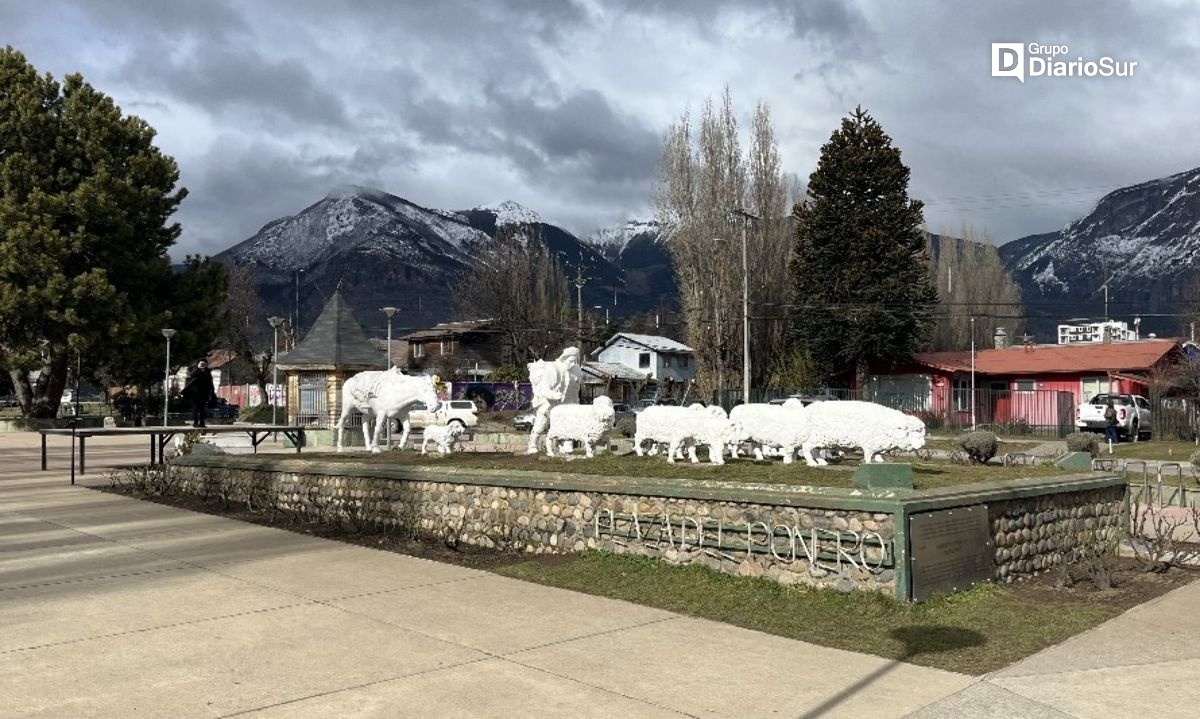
[1103,399,1120,449]
[183,359,216,428]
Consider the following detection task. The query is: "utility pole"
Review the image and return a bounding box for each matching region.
[573,264,588,345]
[970,316,977,430]
[729,207,760,405]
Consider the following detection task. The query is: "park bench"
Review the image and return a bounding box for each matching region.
[38,424,306,479]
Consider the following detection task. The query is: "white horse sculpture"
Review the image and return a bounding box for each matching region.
[335,370,441,453]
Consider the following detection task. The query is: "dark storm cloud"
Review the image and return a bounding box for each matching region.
[121,44,351,129]
[2,0,1197,252]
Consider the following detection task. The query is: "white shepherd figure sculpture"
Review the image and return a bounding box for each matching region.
[335,369,441,453]
[526,346,582,454]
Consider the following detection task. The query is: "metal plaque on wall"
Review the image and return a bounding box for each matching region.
[909,505,992,602]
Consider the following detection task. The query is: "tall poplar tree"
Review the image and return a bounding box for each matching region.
[789,107,937,387]
[0,47,222,416]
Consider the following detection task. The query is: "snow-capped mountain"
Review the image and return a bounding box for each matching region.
[472,200,541,227]
[586,219,663,261]
[216,186,638,332]
[1000,166,1200,338]
[222,185,488,274]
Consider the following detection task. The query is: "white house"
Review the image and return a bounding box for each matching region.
[592,333,695,384]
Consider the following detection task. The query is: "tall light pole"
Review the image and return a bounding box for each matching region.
[293,270,304,349]
[381,307,399,369]
[727,207,759,405]
[970,316,977,430]
[161,329,176,427]
[267,316,285,425]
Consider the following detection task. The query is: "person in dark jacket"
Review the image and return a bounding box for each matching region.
[1103,400,1120,445]
[183,360,216,428]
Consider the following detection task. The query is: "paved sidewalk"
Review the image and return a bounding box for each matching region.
[2,433,970,717]
[908,577,1200,718]
[5,431,1198,717]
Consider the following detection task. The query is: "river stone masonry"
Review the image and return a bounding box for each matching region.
[988,485,1125,582]
[166,456,1129,601]
[167,460,899,595]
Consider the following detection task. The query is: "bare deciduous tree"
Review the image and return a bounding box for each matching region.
[928,226,1026,351]
[219,265,273,406]
[453,225,574,363]
[653,89,791,398]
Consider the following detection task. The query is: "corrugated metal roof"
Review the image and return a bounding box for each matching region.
[913,339,1181,375]
[582,361,650,381]
[400,319,495,341]
[275,292,383,369]
[597,332,693,354]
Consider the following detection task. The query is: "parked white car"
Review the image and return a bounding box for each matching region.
[406,399,479,430]
[1075,393,1151,441]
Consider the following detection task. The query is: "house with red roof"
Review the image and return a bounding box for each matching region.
[864,338,1185,434]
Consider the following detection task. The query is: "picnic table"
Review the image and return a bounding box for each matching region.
[38,424,307,476]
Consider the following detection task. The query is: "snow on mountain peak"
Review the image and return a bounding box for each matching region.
[475,200,541,226]
[586,219,663,255]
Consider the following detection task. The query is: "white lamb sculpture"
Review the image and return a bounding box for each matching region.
[544,396,616,458]
[729,400,808,464]
[420,422,465,455]
[634,405,741,465]
[798,400,925,466]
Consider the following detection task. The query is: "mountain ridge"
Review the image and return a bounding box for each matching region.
[1000,166,1200,338]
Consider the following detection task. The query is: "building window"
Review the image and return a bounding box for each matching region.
[680,355,689,368]
[953,378,970,412]
[638,352,651,369]
[413,343,425,358]
[663,355,672,368]
[1014,380,1035,392]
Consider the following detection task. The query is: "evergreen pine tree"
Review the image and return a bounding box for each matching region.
[0,47,223,415]
[788,106,938,387]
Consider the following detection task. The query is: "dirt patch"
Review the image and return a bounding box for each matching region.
[1005,557,1194,611]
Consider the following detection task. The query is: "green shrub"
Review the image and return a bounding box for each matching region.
[958,430,999,464]
[239,403,287,424]
[1190,449,1200,471]
[615,416,636,438]
[1065,432,1100,457]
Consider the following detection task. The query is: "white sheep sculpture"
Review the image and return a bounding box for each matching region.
[544,396,616,458]
[634,405,740,465]
[729,401,808,464]
[420,422,466,455]
[797,400,925,466]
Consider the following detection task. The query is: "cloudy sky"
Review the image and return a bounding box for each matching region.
[3,0,1197,257]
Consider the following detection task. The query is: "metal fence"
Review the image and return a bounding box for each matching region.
[295,372,328,428]
[1150,393,1200,441]
[713,387,1078,438]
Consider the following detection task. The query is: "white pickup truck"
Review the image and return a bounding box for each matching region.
[405,399,479,430]
[1075,393,1151,441]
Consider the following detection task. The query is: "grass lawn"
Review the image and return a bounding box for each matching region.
[1108,439,1200,462]
[495,551,1184,675]
[302,450,1077,490]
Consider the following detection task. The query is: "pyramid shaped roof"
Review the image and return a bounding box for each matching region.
[275,292,383,370]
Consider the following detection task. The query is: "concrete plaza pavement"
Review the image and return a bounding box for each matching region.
[0,431,1196,717]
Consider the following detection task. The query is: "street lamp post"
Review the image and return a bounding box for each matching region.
[161,329,176,427]
[380,307,400,446]
[267,316,285,425]
[380,307,399,369]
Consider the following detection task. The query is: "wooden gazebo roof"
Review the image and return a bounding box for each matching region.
[275,292,383,371]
